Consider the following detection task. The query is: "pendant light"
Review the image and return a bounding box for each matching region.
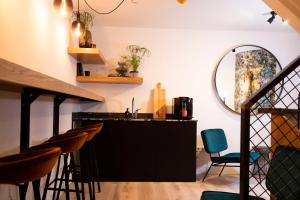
[71,0,85,37]
[53,0,73,17]
[177,0,187,4]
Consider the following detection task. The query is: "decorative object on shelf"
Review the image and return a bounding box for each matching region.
[124,108,131,119]
[53,0,73,17]
[76,62,83,76]
[72,11,94,47]
[125,45,150,77]
[115,62,128,77]
[71,0,85,37]
[84,71,90,76]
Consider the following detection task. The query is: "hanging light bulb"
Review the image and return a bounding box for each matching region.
[53,0,73,17]
[177,0,187,4]
[71,17,85,37]
[71,0,86,37]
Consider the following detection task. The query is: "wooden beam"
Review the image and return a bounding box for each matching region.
[263,0,300,34]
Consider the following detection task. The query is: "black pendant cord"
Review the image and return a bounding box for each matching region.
[84,0,125,15]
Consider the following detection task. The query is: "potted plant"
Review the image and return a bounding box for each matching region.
[126,45,151,77]
[72,11,94,47]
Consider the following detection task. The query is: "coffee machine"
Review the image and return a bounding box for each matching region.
[173,97,193,119]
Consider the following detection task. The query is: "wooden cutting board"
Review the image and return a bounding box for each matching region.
[153,83,166,119]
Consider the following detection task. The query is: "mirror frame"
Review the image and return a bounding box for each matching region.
[212,44,282,114]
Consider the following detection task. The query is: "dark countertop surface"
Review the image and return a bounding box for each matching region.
[72,112,197,122]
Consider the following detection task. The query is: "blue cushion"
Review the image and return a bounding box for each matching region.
[200,191,264,200]
[211,152,260,164]
[201,129,228,153]
[250,151,260,162]
[211,153,240,163]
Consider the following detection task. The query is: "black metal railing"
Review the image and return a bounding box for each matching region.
[240,56,300,200]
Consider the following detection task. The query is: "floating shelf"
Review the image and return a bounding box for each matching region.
[0,57,105,102]
[76,76,143,84]
[68,47,106,64]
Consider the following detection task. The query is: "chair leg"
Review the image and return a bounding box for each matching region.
[63,154,70,200]
[202,163,213,182]
[70,152,81,200]
[88,182,93,200]
[32,179,41,200]
[42,171,51,200]
[81,181,85,200]
[97,181,101,193]
[218,163,226,176]
[19,183,29,200]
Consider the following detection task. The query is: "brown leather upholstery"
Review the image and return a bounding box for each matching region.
[67,123,103,141]
[0,147,61,184]
[29,131,88,153]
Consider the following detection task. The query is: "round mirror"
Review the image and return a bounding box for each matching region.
[213,45,282,114]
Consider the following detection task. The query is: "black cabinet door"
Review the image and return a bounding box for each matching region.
[154,121,196,181]
[94,121,156,181]
[78,120,196,181]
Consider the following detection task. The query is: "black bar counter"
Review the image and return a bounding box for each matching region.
[73,112,197,182]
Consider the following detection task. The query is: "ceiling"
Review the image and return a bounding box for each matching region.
[75,0,294,32]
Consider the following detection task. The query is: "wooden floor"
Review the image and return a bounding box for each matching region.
[65,175,240,200]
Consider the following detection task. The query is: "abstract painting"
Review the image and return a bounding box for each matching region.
[234,49,277,112]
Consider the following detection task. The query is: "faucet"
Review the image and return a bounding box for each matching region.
[130,97,140,119]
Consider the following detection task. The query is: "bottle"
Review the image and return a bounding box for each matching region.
[125,108,130,119]
[181,101,187,118]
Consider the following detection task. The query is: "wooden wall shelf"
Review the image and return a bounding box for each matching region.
[68,47,106,64]
[0,57,105,102]
[76,76,143,84]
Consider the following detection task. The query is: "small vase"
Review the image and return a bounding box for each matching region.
[79,30,92,48]
[129,71,138,77]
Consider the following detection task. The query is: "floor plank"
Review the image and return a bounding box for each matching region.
[64,175,240,200]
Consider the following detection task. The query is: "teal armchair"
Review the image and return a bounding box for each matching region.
[201,129,260,181]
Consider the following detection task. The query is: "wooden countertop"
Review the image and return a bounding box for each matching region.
[0,57,105,102]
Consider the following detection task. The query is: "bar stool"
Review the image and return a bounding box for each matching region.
[0,147,61,200]
[67,123,103,200]
[28,131,88,200]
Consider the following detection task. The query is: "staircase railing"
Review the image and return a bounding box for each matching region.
[240,55,300,200]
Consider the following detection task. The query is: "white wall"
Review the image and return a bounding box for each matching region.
[0,1,79,199]
[80,26,300,152]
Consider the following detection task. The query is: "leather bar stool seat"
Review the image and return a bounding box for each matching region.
[0,147,61,199]
[28,131,88,200]
[67,123,103,141]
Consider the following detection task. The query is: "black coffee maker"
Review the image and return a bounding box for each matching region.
[173,97,193,119]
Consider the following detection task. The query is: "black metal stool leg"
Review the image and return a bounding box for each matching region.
[33,179,41,200]
[63,154,70,200]
[42,171,52,200]
[81,181,85,200]
[70,152,81,200]
[55,157,66,200]
[19,183,29,200]
[51,155,62,200]
[88,182,93,200]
